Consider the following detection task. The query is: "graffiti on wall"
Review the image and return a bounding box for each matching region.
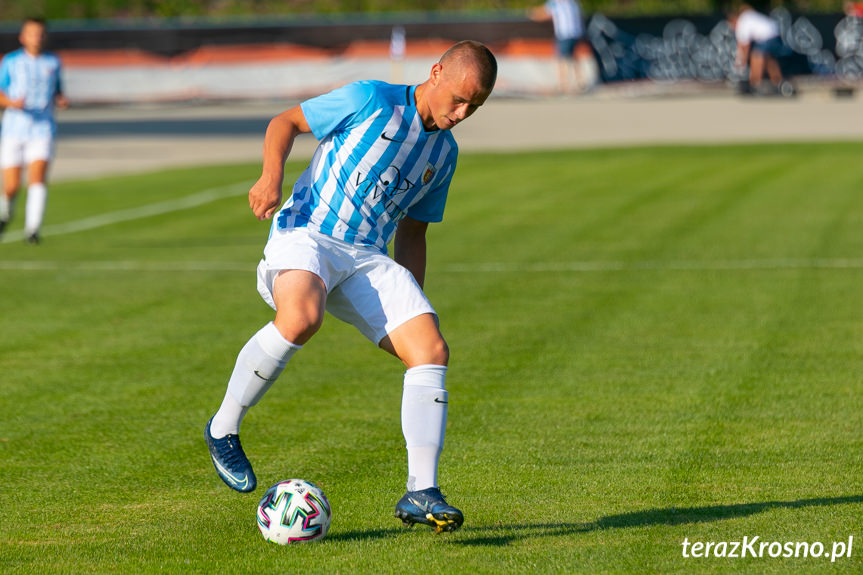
[588,9,863,83]
[835,14,863,78]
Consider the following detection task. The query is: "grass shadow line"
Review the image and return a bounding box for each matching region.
[325,526,405,543]
[454,494,863,547]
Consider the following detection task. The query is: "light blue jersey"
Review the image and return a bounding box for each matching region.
[0,48,63,140]
[275,81,458,254]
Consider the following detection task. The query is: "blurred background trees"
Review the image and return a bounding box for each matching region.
[0,0,845,22]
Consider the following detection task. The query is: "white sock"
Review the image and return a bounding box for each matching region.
[1,193,16,222]
[25,183,47,235]
[401,364,448,492]
[210,322,301,438]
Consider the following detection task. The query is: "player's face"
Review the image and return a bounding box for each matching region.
[20,21,46,55]
[425,62,491,131]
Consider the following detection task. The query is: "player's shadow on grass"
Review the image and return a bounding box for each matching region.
[453,494,863,547]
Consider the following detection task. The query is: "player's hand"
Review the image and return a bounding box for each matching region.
[248,175,283,220]
[9,98,25,110]
[55,95,69,110]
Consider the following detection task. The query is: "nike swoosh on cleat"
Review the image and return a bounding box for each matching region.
[434,398,448,404]
[408,497,432,512]
[212,457,249,490]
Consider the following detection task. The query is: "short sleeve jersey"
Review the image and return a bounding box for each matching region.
[0,48,63,140]
[735,10,779,44]
[545,0,584,41]
[275,80,459,254]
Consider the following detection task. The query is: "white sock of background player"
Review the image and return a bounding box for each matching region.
[25,183,47,236]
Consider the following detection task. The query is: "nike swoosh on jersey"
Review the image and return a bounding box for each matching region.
[380,132,405,142]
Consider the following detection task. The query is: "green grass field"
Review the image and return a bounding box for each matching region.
[2,143,863,574]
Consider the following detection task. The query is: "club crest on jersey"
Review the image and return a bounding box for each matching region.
[422,163,436,185]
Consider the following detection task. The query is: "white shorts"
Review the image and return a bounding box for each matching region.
[0,136,54,168]
[256,228,436,344]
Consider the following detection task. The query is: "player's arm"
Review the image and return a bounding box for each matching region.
[54,92,68,109]
[528,5,551,22]
[249,105,312,220]
[54,67,68,110]
[394,216,429,289]
[0,84,23,109]
[0,58,23,109]
[0,92,24,109]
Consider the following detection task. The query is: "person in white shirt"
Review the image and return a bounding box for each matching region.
[729,4,790,95]
[530,0,589,93]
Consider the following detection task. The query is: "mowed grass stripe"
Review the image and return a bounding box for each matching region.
[5,257,863,272]
[0,181,253,242]
[1,143,862,574]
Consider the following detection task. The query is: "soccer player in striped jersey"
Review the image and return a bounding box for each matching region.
[0,17,68,243]
[205,40,497,533]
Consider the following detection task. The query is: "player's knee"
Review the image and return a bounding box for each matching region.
[426,336,450,366]
[3,178,20,195]
[273,308,324,345]
[295,319,323,343]
[393,334,449,368]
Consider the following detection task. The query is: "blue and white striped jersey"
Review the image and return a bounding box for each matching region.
[0,48,63,140]
[545,0,584,41]
[275,80,458,254]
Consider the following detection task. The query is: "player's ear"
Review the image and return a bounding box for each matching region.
[430,62,443,86]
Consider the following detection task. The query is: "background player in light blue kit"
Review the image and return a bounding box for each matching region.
[205,40,496,533]
[0,17,68,243]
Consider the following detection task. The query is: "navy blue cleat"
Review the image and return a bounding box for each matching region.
[204,418,257,492]
[395,487,464,533]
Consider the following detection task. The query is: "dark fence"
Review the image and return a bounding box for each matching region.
[0,13,543,55]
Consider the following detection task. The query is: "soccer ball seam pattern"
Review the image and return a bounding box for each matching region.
[256,479,332,544]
